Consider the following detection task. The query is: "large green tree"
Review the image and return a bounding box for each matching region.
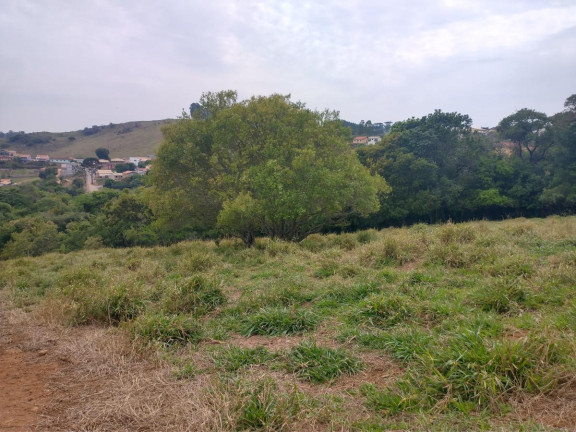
[149,91,387,245]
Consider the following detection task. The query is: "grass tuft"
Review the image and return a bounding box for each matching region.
[284,341,364,383]
[242,307,320,336]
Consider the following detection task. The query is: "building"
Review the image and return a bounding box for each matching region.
[353,136,368,146]
[367,136,382,145]
[97,169,123,180]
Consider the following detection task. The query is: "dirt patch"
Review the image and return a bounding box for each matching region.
[0,346,60,431]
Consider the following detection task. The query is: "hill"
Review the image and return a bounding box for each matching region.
[0,119,173,159]
[1,216,574,431]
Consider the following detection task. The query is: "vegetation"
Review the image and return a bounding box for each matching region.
[149,91,388,245]
[1,216,575,430]
[1,92,574,258]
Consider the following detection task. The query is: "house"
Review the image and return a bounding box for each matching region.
[35,154,50,162]
[0,179,12,186]
[110,158,127,169]
[15,154,31,162]
[99,159,112,170]
[367,136,382,145]
[59,163,75,177]
[129,156,151,166]
[97,169,123,180]
[353,136,368,146]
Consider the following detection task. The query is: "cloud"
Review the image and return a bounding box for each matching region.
[0,0,574,131]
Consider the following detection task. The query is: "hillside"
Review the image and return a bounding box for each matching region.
[0,119,172,159]
[1,216,575,431]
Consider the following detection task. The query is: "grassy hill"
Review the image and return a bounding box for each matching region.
[0,119,173,159]
[1,216,575,430]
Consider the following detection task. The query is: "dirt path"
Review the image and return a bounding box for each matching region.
[0,346,59,431]
[0,304,64,432]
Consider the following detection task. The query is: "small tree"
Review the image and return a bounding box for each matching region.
[95,147,110,160]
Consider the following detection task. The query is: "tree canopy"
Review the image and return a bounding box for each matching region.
[149,91,388,244]
[95,147,110,160]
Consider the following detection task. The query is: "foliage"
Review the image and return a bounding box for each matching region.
[95,147,110,160]
[150,91,387,245]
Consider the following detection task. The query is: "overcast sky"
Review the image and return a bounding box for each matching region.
[1,0,575,133]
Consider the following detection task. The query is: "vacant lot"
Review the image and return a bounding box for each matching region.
[1,216,575,431]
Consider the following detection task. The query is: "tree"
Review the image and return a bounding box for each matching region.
[95,147,110,160]
[97,193,156,247]
[564,94,576,112]
[150,91,387,245]
[497,109,551,163]
[113,162,136,173]
[81,157,100,168]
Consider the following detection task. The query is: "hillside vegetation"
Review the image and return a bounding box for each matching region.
[0,120,171,158]
[1,216,575,431]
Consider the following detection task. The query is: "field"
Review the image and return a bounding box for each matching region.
[0,119,171,159]
[1,216,575,431]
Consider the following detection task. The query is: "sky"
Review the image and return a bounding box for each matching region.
[1,0,575,133]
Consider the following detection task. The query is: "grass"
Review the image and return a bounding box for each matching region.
[1,215,575,431]
[284,341,364,383]
[0,119,170,158]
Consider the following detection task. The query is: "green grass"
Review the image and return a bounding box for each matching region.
[212,345,277,372]
[284,341,364,383]
[242,307,320,336]
[1,216,575,431]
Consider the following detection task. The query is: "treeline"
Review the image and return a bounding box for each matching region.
[356,98,576,227]
[0,92,574,259]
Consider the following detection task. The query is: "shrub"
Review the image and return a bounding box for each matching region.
[284,341,364,383]
[242,307,319,336]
